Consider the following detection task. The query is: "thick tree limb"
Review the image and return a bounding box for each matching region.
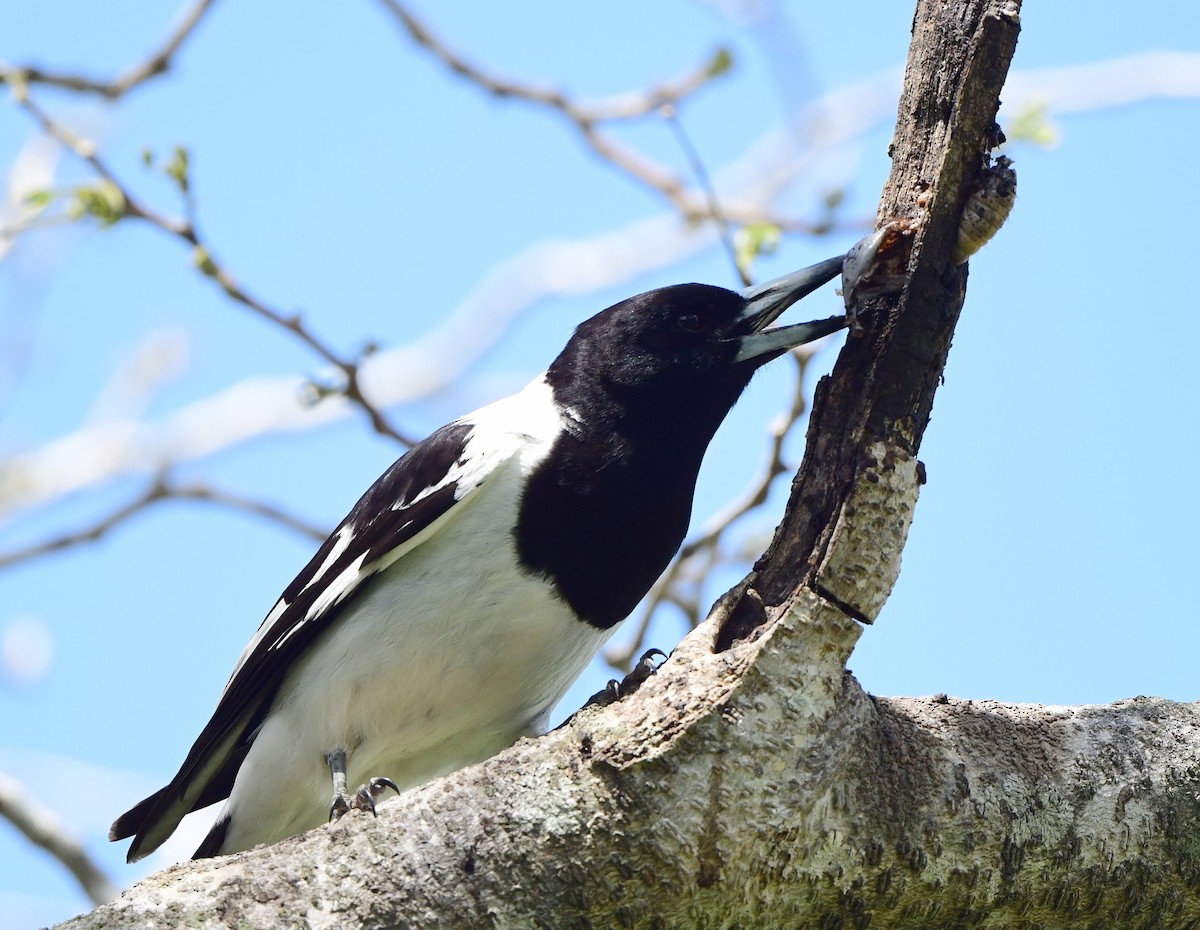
[57,1,1200,927]
[58,599,1200,928]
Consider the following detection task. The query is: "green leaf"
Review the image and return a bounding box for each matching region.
[70,181,127,227]
[734,222,781,279]
[165,145,190,194]
[193,244,217,277]
[822,187,846,211]
[23,188,55,210]
[1004,100,1060,148]
[299,378,340,407]
[707,47,734,79]
[7,71,29,102]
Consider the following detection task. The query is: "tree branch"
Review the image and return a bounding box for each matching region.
[54,597,1200,928]
[0,0,218,100]
[8,90,416,447]
[375,0,711,207]
[375,0,835,234]
[716,0,1023,648]
[0,772,115,907]
[0,474,327,570]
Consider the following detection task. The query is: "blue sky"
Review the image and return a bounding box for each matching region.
[2,2,1198,924]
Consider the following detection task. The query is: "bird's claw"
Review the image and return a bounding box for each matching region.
[584,648,668,709]
[328,776,400,822]
[353,776,400,815]
[329,794,351,821]
[621,647,667,695]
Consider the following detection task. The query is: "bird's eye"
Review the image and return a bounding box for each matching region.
[676,313,703,333]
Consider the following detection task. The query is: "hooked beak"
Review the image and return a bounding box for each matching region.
[732,256,847,363]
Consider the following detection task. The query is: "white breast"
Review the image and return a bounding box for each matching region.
[217,377,614,853]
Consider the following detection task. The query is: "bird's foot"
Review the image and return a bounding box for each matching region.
[583,648,667,709]
[328,776,400,822]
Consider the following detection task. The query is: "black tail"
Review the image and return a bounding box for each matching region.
[109,749,245,861]
[109,786,171,843]
[192,812,232,859]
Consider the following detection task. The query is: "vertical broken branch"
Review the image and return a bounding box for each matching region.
[718,0,1023,647]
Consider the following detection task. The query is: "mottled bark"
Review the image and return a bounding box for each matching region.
[64,598,1200,929]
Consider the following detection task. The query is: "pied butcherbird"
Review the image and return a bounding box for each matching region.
[110,255,847,862]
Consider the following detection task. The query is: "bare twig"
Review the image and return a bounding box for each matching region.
[9,90,415,446]
[662,106,750,287]
[0,0,218,100]
[377,0,697,201]
[0,771,116,906]
[605,348,818,669]
[175,483,329,541]
[0,475,328,570]
[377,0,721,118]
[0,210,76,240]
[376,1,832,233]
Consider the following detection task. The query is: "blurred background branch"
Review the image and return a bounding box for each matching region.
[0,472,327,570]
[0,772,115,907]
[0,0,217,100]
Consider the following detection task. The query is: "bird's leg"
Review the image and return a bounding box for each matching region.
[327,749,400,822]
[327,749,353,821]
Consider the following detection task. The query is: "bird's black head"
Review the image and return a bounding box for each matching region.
[521,256,847,629]
[546,256,847,436]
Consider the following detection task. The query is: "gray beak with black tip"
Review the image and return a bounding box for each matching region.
[732,256,847,363]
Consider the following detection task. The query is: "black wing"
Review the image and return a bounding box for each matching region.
[112,420,485,861]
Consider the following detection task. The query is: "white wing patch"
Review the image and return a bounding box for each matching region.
[227,526,355,684]
[301,525,355,593]
[300,553,369,625]
[228,594,290,687]
[391,474,456,510]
